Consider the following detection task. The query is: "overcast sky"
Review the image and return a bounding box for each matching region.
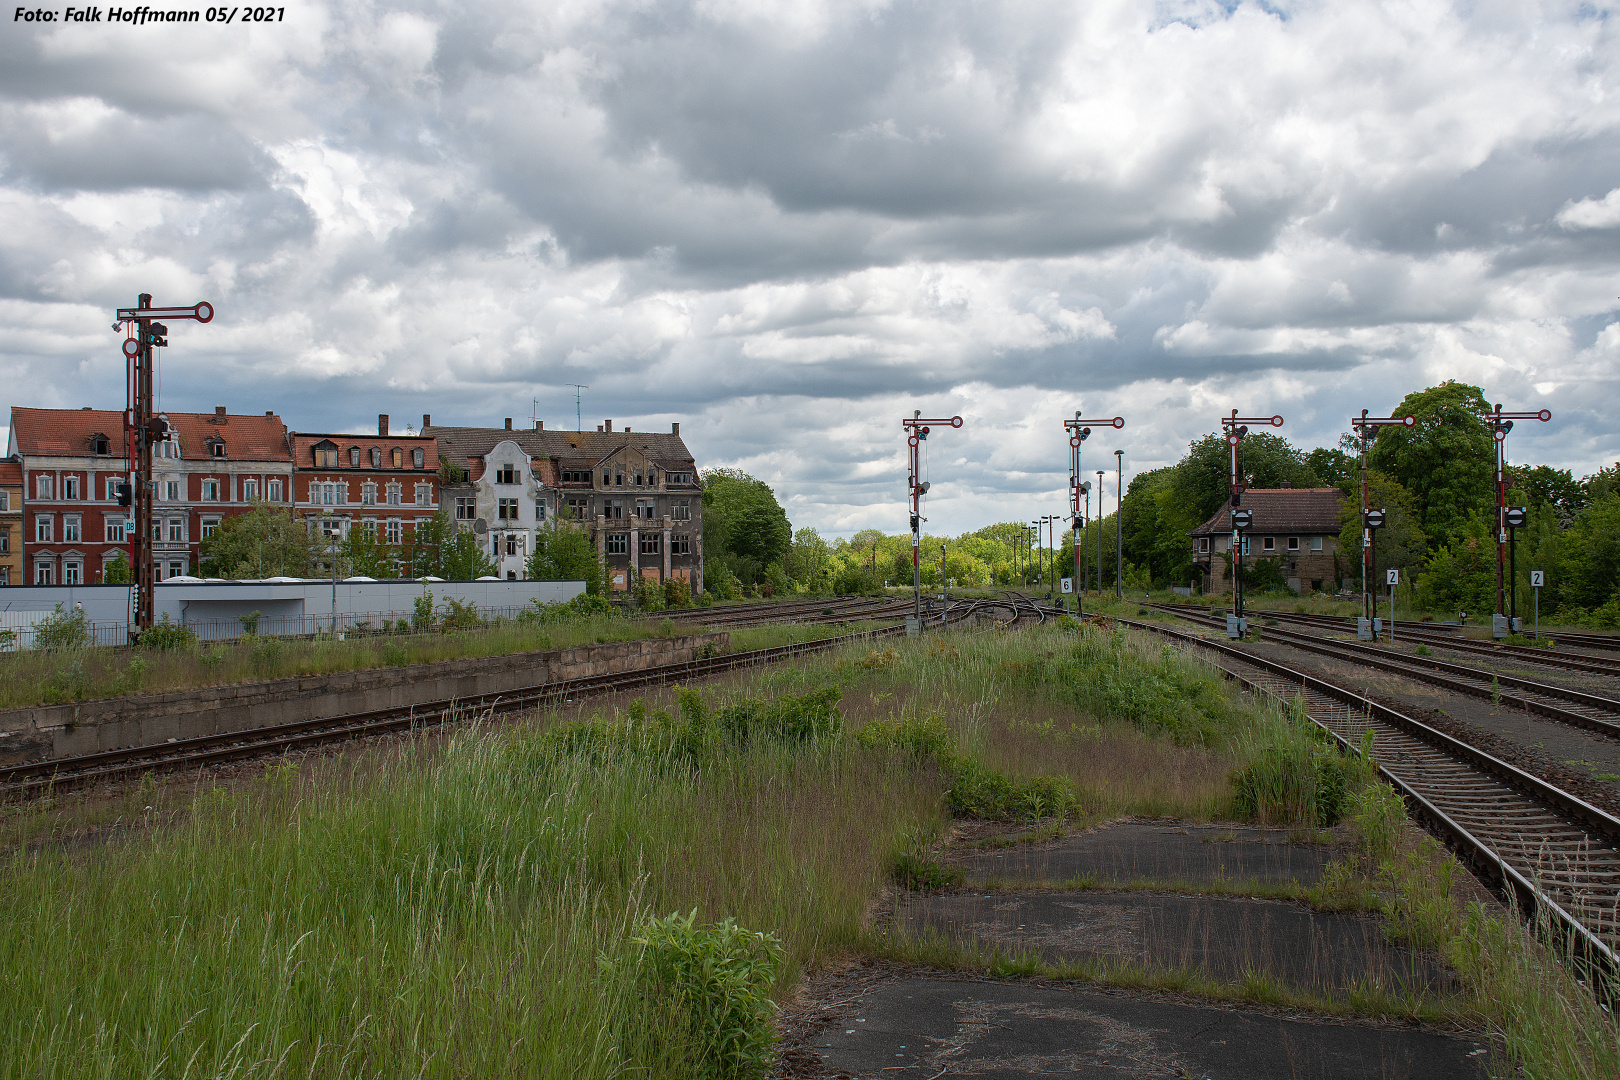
[3,0,1617,537]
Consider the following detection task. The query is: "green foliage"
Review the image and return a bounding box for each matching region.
[249,638,284,676]
[624,910,783,1080]
[1415,512,1497,614]
[1305,445,1357,493]
[528,521,610,595]
[542,687,844,762]
[1368,380,1494,547]
[705,560,742,600]
[237,609,262,636]
[197,503,316,578]
[412,589,435,630]
[408,512,497,580]
[1336,470,1426,586]
[519,592,616,624]
[701,469,791,587]
[1231,742,1358,827]
[101,550,132,584]
[946,758,1076,820]
[1555,494,1620,613]
[1037,625,1235,745]
[339,525,399,578]
[439,597,483,631]
[633,574,666,611]
[1171,430,1320,530]
[763,562,791,598]
[138,613,198,652]
[891,852,964,891]
[33,604,91,651]
[663,576,692,608]
[855,713,955,759]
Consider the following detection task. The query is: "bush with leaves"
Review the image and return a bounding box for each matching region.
[33,604,91,651]
[633,574,666,611]
[138,614,198,651]
[664,575,692,608]
[624,910,783,1080]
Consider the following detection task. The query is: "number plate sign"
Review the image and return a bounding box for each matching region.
[1531,570,1545,587]
[1386,569,1399,586]
[1060,578,1073,594]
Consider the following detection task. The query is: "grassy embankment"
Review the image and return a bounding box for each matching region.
[0,614,887,711]
[1,624,1615,1077]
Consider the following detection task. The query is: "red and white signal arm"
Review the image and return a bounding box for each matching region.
[1531,570,1545,588]
[1386,569,1399,586]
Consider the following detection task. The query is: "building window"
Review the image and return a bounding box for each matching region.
[167,561,186,580]
[668,471,692,485]
[314,446,337,467]
[671,534,691,555]
[0,491,8,511]
[201,479,220,501]
[267,479,283,502]
[566,496,589,519]
[0,567,8,585]
[496,464,518,484]
[385,520,401,545]
[385,482,402,506]
[201,517,221,539]
[105,518,125,543]
[639,534,662,556]
[606,500,624,520]
[35,475,52,500]
[361,482,377,506]
[92,434,110,455]
[210,441,225,458]
[168,518,185,542]
[35,562,53,585]
[497,498,519,521]
[672,500,691,521]
[371,447,383,469]
[64,561,81,585]
[636,501,654,520]
[0,528,7,553]
[412,448,424,468]
[35,516,52,543]
[505,534,523,557]
[392,449,403,468]
[243,478,261,501]
[606,533,628,555]
[63,515,81,542]
[64,476,80,500]
[164,480,180,502]
[1197,537,1210,553]
[1311,536,1324,551]
[534,501,546,522]
[455,497,476,520]
[1261,536,1275,551]
[1288,536,1300,551]
[414,482,432,505]
[349,447,361,467]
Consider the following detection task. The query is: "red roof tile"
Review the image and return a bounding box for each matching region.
[1188,488,1348,536]
[0,460,21,485]
[10,407,291,462]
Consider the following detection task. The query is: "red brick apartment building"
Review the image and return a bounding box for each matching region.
[290,415,438,557]
[7,406,293,584]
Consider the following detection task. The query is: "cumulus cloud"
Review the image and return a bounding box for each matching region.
[1,0,1617,537]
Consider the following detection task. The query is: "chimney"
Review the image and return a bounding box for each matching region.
[504,417,513,430]
[535,420,544,430]
[379,414,389,436]
[604,419,613,432]
[215,406,226,417]
[671,422,680,436]
[422,413,431,429]
[265,411,273,417]
[596,425,603,432]
[624,426,631,432]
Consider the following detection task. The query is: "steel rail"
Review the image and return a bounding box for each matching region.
[1170,604,1620,677]
[1150,605,1620,740]
[1105,614,1620,995]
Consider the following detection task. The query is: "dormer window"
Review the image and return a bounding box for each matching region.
[207,438,226,459]
[391,448,403,468]
[413,448,424,468]
[349,447,362,467]
[312,440,338,467]
[496,464,518,485]
[90,433,111,455]
[371,447,383,468]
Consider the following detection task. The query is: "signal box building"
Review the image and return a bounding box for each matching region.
[425,416,702,590]
[8,406,293,584]
[289,416,439,565]
[1187,487,1346,596]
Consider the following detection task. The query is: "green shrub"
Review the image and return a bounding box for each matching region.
[250,638,284,677]
[891,852,964,891]
[625,910,783,1080]
[33,604,91,651]
[946,758,1075,820]
[855,713,955,759]
[237,610,262,636]
[664,576,692,608]
[412,590,435,631]
[541,687,844,763]
[138,614,198,651]
[633,574,666,611]
[1230,733,1365,828]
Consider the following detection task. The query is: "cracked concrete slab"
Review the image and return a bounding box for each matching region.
[804,976,1492,1078]
[897,891,1449,995]
[953,823,1336,887]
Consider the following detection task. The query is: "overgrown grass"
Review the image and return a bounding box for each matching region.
[0,617,876,711]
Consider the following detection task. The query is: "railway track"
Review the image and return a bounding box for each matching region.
[1168,603,1620,678]
[1149,604,1620,741]
[1100,613,1620,989]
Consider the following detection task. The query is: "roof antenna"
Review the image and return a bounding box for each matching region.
[568,384,588,431]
